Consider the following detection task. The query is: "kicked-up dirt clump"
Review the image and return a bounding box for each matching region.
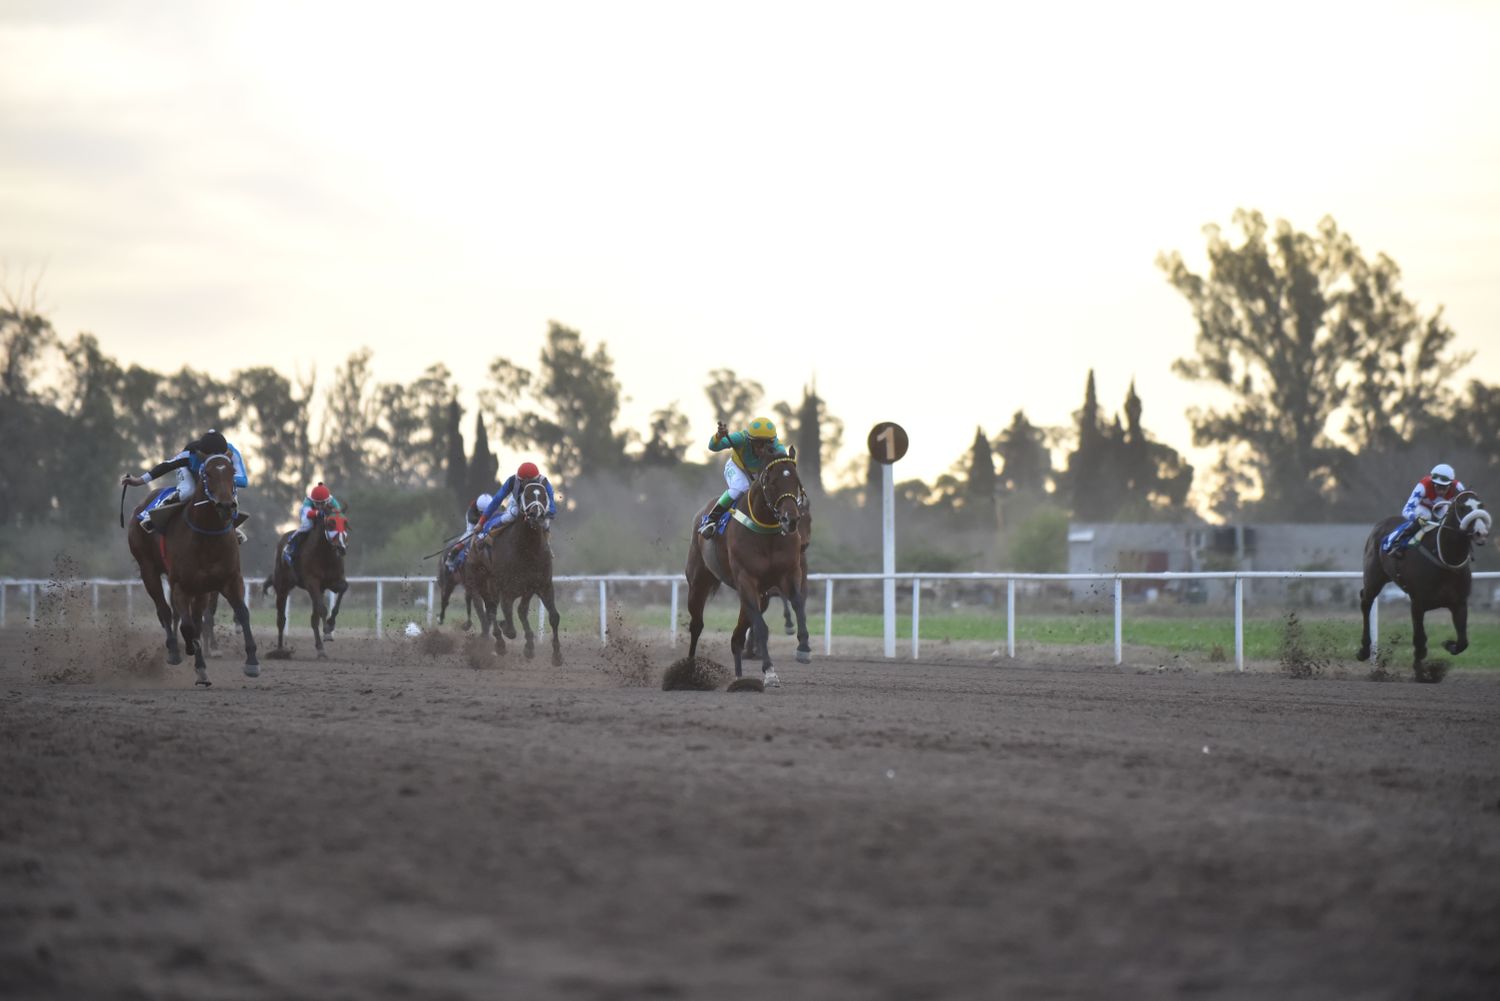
[661,656,730,691]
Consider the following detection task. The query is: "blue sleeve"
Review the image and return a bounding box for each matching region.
[544,480,557,515]
[1401,486,1426,519]
[482,478,515,520]
[229,444,249,487]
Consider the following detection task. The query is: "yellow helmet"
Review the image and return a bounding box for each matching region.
[746,417,777,440]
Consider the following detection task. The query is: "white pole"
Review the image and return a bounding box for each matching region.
[882,463,896,659]
[426,580,435,625]
[1370,594,1379,648]
[598,580,608,645]
[1234,576,1244,671]
[29,583,37,624]
[1006,578,1016,658]
[126,581,134,619]
[824,577,833,656]
[1113,576,1123,665]
[243,579,251,607]
[92,582,100,623]
[0,583,6,628]
[375,580,384,638]
[669,579,679,647]
[911,577,920,660]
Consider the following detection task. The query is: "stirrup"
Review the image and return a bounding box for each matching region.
[699,517,717,537]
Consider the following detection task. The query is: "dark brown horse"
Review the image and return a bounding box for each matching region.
[686,454,811,685]
[745,498,812,658]
[126,455,258,686]
[262,512,350,658]
[472,480,563,664]
[1357,489,1491,680]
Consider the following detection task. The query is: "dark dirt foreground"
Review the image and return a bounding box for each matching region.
[2,627,1499,1001]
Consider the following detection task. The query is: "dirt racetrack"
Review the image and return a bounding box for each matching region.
[3,626,1499,1000]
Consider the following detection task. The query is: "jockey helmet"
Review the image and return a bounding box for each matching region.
[1430,463,1456,488]
[196,430,228,454]
[746,417,777,440]
[517,462,540,480]
[310,483,331,504]
[476,492,494,511]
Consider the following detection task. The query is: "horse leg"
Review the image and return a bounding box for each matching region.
[438,569,454,625]
[324,583,346,639]
[518,593,536,659]
[790,585,812,664]
[206,592,221,654]
[222,580,259,676]
[307,578,327,660]
[174,588,209,686]
[782,596,795,636]
[1410,603,1430,682]
[1443,602,1469,657]
[539,582,563,666]
[729,604,751,679]
[142,572,180,665]
[274,586,290,652]
[733,574,776,683]
[1356,572,1386,662]
[499,596,518,640]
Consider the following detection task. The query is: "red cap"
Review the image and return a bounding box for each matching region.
[310,483,331,503]
[517,462,539,480]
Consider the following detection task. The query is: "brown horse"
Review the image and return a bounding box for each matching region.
[686,454,811,685]
[126,454,258,686]
[1357,489,1491,680]
[436,550,474,629]
[472,480,563,664]
[262,512,350,658]
[745,499,812,658]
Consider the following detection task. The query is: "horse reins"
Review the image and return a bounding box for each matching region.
[753,457,802,533]
[186,455,236,536]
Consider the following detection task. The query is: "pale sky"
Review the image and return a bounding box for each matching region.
[4,0,1499,497]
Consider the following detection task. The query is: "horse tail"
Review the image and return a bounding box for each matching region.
[261,571,274,596]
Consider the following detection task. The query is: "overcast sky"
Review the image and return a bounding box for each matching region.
[4,0,1498,494]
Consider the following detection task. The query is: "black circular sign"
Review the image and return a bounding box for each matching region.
[866,422,909,464]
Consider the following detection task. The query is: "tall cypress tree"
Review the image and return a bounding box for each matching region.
[965,427,997,528]
[795,383,824,495]
[443,399,467,498]
[467,413,498,500]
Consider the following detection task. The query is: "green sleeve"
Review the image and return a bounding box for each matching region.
[709,430,748,452]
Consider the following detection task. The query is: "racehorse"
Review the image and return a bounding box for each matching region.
[1357,489,1491,680]
[126,454,258,685]
[685,453,812,685]
[471,480,562,664]
[262,512,350,658]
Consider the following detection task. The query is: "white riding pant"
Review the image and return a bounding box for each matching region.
[722,459,752,499]
[176,466,197,501]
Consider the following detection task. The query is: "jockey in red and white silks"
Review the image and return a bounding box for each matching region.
[1382,463,1466,555]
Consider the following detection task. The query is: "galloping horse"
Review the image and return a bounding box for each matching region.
[126,454,258,685]
[472,481,562,664]
[262,512,351,658]
[685,453,812,685]
[1357,489,1491,680]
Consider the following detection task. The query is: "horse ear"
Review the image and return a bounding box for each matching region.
[788,445,797,461]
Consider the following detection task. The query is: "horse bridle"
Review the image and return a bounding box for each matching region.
[186,454,237,536]
[520,482,548,526]
[1431,493,1490,569]
[755,457,803,536]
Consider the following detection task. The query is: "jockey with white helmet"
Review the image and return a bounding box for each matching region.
[443,492,494,574]
[1382,463,1466,556]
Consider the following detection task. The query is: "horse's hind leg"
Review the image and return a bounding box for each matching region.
[790,586,812,664]
[176,590,209,686]
[782,596,795,636]
[1442,603,1469,657]
[518,594,537,659]
[307,581,327,659]
[324,583,346,639]
[1410,604,1430,681]
[206,592,221,654]
[1356,570,1386,661]
[539,583,562,666]
[274,587,290,651]
[222,579,259,677]
[143,572,180,665]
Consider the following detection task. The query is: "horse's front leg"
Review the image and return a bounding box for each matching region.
[143,572,180,665]
[175,589,209,686]
[1443,602,1469,657]
[538,583,563,666]
[789,585,812,664]
[324,583,346,639]
[307,579,327,659]
[733,579,776,684]
[782,596,795,636]
[222,580,259,677]
[1410,602,1430,681]
[518,593,537,659]
[498,594,518,640]
[1356,577,1383,662]
[729,604,752,678]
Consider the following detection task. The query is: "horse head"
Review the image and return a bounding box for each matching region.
[1448,490,1491,547]
[519,480,549,529]
[324,514,350,556]
[755,456,805,537]
[199,454,238,525]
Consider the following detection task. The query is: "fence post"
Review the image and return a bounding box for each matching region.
[824,578,833,656]
[243,579,251,608]
[0,583,6,629]
[670,579,679,647]
[29,583,37,625]
[911,577,921,660]
[426,580,435,625]
[126,581,134,619]
[1370,595,1379,648]
[1113,576,1123,665]
[1234,576,1244,671]
[1006,578,1015,659]
[598,580,608,645]
[375,580,384,638]
[92,582,100,623]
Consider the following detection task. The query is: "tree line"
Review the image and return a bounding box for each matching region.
[2,209,1496,576]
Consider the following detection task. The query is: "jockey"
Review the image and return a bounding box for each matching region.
[1382,463,1467,557]
[284,482,344,566]
[699,415,789,536]
[443,492,493,573]
[120,429,249,535]
[476,462,556,538]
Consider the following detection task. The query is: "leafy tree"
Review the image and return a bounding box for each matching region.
[370,364,458,488]
[0,297,63,523]
[319,348,378,486]
[638,402,693,466]
[228,365,315,514]
[56,333,132,517]
[1062,372,1111,520]
[769,381,843,496]
[704,368,765,429]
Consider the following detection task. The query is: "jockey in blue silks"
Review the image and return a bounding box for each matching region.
[120,429,249,535]
[475,462,556,538]
[1382,462,1466,557]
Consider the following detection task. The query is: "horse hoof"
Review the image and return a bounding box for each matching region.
[503,625,517,640]
[795,650,811,664]
[243,661,260,678]
[1442,640,1461,655]
[524,647,535,660]
[552,653,564,667]
[784,626,795,636]
[166,651,182,666]
[194,670,210,687]
[763,669,781,688]
[322,632,336,641]
[1355,647,1371,662]
[316,649,328,660]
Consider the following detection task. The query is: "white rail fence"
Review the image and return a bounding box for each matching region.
[5,571,1495,671]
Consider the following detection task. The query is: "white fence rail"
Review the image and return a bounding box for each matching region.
[6,571,1496,671]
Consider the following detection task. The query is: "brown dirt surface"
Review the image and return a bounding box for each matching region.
[2,627,1499,1000]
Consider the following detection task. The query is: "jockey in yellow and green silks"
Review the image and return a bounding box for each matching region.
[699,415,790,537]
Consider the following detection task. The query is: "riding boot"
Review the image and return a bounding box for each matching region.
[700,502,730,537]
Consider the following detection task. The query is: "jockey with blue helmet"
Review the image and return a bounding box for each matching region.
[120,429,249,536]
[1382,463,1466,557]
[699,416,789,537]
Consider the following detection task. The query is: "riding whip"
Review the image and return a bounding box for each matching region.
[119,482,128,528]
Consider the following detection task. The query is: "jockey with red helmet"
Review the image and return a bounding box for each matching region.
[1382,463,1466,556]
[699,416,789,536]
[476,461,556,536]
[284,481,344,566]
